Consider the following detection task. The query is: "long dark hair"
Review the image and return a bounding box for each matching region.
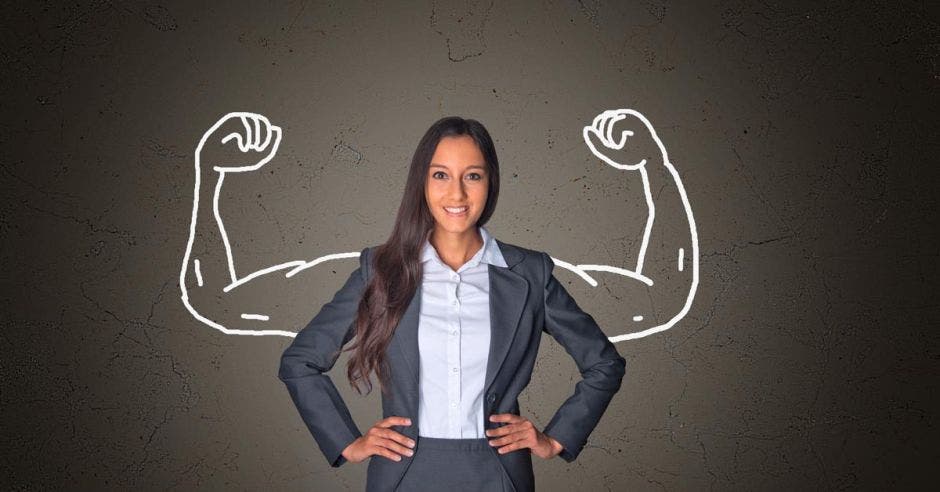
[342,116,500,396]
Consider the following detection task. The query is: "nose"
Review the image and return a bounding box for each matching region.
[446,176,468,200]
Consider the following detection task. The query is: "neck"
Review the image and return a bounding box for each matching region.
[429,226,484,267]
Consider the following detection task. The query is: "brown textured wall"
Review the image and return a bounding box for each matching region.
[2,0,937,490]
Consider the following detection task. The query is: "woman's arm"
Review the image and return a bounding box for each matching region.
[538,251,627,462]
[278,247,371,467]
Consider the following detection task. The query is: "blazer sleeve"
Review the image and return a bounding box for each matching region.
[278,246,371,468]
[538,251,627,462]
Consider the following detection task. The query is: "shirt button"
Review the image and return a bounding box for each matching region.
[452,299,458,306]
[452,367,458,373]
[450,401,457,407]
[451,330,457,336]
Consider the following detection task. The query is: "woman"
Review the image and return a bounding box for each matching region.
[279,116,627,492]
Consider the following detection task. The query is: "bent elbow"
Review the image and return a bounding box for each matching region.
[615,355,627,380]
[581,356,627,392]
[277,352,300,382]
[278,346,329,382]
[609,356,627,390]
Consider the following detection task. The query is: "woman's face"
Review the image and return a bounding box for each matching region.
[425,135,489,236]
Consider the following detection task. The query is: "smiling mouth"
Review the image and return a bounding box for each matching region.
[444,206,469,216]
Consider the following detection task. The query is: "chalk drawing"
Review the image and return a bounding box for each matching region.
[179,110,698,343]
[574,109,699,342]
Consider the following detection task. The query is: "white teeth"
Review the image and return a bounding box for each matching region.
[444,206,468,213]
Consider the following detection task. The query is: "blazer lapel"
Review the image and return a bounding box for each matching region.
[483,259,529,396]
[391,283,421,413]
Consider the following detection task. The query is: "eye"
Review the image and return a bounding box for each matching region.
[432,171,446,179]
[466,172,483,181]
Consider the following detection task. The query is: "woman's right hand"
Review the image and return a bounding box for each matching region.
[341,416,416,463]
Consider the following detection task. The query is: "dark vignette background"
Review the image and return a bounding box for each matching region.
[1,1,937,490]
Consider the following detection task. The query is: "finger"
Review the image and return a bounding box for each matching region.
[488,429,523,447]
[220,131,244,148]
[593,109,616,132]
[238,116,253,152]
[251,116,262,149]
[376,437,415,458]
[491,413,525,423]
[594,112,611,145]
[590,111,608,135]
[606,112,634,150]
[260,125,282,165]
[582,125,605,157]
[370,444,404,462]
[605,113,627,146]
[487,418,529,437]
[255,114,273,150]
[595,110,619,145]
[611,128,634,150]
[378,428,416,448]
[486,425,514,437]
[378,416,412,428]
[497,440,524,454]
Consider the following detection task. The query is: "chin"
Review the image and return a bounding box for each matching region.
[437,223,476,234]
[433,216,480,235]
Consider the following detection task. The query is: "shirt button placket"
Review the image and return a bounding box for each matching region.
[450,270,461,435]
[451,272,460,307]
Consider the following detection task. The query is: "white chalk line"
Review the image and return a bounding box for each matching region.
[193,259,204,287]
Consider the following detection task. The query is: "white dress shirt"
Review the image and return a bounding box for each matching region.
[416,225,508,438]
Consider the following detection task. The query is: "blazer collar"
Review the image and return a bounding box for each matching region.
[391,239,529,420]
[419,226,509,269]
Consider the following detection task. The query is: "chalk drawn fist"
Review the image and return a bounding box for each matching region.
[583,109,661,171]
[196,112,283,172]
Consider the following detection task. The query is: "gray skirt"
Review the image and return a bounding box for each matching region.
[392,436,517,492]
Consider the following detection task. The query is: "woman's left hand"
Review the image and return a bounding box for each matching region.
[486,413,564,459]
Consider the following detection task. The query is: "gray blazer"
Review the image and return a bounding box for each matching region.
[278,240,627,491]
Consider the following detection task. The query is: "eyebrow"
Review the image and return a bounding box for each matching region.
[430,163,487,170]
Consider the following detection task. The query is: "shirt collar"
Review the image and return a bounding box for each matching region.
[420,225,508,269]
